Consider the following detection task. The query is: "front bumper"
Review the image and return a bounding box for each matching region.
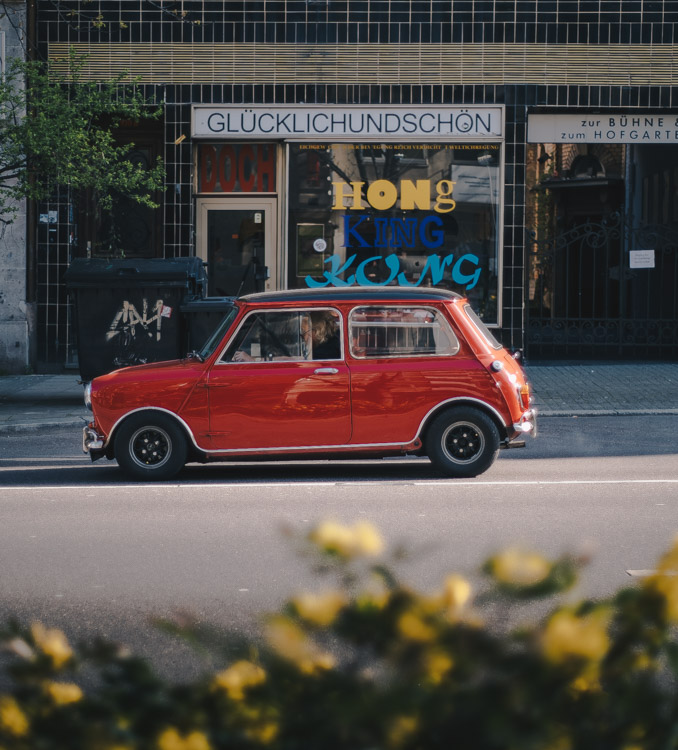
[82,425,106,461]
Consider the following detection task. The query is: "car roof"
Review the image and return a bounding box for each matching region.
[239,287,464,303]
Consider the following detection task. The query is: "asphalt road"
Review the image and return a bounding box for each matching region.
[1,414,677,679]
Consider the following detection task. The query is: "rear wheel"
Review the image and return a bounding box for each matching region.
[425,407,500,478]
[114,412,187,481]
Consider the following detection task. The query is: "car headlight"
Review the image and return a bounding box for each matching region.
[84,382,92,411]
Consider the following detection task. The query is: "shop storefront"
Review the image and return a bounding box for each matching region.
[192,105,504,326]
[525,112,678,359]
[25,1,678,373]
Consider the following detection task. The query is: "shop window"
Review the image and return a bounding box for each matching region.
[77,121,163,258]
[287,142,501,323]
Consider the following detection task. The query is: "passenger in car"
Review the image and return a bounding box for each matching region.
[233,314,313,362]
[310,310,341,360]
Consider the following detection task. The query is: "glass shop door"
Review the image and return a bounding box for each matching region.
[197,198,278,296]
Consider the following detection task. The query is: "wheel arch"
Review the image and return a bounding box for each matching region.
[105,407,203,460]
[418,397,509,446]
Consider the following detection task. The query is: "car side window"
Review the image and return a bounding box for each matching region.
[221,309,342,363]
[308,309,342,360]
[348,306,460,358]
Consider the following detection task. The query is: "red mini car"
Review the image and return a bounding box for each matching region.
[82,287,536,480]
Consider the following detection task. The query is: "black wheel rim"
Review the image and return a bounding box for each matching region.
[129,426,171,469]
[441,421,485,464]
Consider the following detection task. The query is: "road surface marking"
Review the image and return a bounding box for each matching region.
[2,478,678,492]
[626,570,678,577]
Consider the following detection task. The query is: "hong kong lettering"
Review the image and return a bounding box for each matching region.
[332,179,456,213]
[343,214,445,250]
[305,176,481,290]
[305,252,481,290]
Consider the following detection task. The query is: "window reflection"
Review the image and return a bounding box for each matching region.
[288,142,500,323]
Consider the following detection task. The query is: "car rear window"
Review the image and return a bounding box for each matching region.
[348,306,459,359]
[463,304,503,350]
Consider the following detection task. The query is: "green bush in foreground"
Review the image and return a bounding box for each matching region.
[2,521,678,750]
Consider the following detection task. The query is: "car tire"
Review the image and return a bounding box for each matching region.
[114,412,188,481]
[425,407,500,478]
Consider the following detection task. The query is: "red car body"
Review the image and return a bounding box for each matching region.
[83,287,536,480]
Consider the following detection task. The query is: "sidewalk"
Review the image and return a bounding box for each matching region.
[1,362,677,434]
[525,361,678,417]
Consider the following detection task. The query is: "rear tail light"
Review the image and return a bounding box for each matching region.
[519,383,531,409]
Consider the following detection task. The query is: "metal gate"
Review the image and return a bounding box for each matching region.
[526,212,678,359]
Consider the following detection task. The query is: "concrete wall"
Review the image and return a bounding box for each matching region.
[0,1,28,374]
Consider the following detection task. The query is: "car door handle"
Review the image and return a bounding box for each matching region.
[314,367,339,375]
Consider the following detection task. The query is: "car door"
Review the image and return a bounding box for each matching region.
[347,304,485,445]
[206,308,351,451]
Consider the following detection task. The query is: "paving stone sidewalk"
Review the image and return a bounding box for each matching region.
[0,374,89,434]
[525,362,678,417]
[0,362,677,435]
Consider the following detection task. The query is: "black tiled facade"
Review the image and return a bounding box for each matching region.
[34,1,678,368]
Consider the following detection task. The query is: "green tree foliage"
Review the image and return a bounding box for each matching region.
[2,521,678,749]
[0,49,164,225]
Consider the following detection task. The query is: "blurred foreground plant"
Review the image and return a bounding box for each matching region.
[3,522,678,749]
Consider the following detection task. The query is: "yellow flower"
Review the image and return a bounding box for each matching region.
[265,617,336,674]
[352,521,385,556]
[571,672,602,692]
[357,588,390,611]
[440,574,472,614]
[632,652,654,671]
[357,574,391,611]
[646,539,678,621]
[387,716,418,748]
[423,648,454,684]
[397,611,436,642]
[647,572,678,621]
[542,608,611,665]
[244,722,279,744]
[156,728,211,750]
[309,520,383,558]
[309,520,355,556]
[491,547,551,587]
[213,661,266,700]
[0,695,29,737]
[31,623,73,668]
[541,734,573,750]
[293,590,346,626]
[44,681,83,705]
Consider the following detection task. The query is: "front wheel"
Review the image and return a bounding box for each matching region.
[114,412,188,481]
[425,407,500,478]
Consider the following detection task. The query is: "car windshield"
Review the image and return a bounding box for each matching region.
[463,304,502,350]
[198,305,239,359]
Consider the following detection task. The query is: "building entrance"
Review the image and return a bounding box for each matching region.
[527,212,678,360]
[196,198,278,297]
